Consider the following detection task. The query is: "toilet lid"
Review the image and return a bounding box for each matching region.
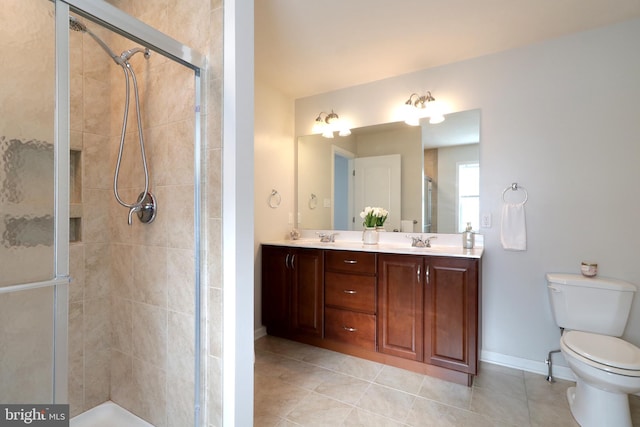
[563,331,640,371]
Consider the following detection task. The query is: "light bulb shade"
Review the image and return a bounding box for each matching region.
[312,119,325,134]
[403,102,421,126]
[404,115,420,126]
[338,127,351,136]
[322,129,334,138]
[402,92,445,126]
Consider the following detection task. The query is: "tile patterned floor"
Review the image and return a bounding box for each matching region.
[254,335,640,426]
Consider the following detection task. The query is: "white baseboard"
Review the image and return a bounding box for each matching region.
[254,326,267,341]
[480,349,575,382]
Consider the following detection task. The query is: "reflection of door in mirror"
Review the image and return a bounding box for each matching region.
[354,154,401,231]
[332,147,354,229]
[424,176,432,232]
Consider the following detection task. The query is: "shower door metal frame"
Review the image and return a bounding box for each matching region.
[55,1,206,424]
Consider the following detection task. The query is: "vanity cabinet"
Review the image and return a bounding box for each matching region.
[324,251,377,350]
[261,243,481,385]
[377,254,424,361]
[424,256,479,374]
[261,245,324,339]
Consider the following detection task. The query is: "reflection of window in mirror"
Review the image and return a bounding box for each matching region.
[457,162,479,232]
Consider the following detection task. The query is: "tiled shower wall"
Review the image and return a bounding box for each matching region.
[67,0,223,425]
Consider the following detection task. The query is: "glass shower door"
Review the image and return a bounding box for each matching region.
[0,0,67,405]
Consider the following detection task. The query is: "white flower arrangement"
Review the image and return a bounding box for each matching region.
[359,206,389,228]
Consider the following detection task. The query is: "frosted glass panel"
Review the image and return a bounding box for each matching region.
[0,0,55,287]
[0,286,54,403]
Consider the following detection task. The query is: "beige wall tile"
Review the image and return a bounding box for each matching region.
[206,148,221,218]
[165,119,195,186]
[206,217,222,289]
[132,245,167,307]
[83,133,111,190]
[132,302,168,369]
[83,189,111,243]
[83,349,110,410]
[83,77,110,135]
[70,74,84,133]
[167,247,195,315]
[167,311,195,380]
[111,295,132,354]
[69,243,85,303]
[145,124,169,186]
[110,349,134,408]
[167,375,195,426]
[208,286,222,358]
[164,184,195,249]
[110,243,134,299]
[84,297,111,354]
[131,357,167,427]
[84,243,111,299]
[207,355,222,426]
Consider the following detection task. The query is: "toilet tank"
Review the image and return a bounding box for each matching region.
[546,273,636,336]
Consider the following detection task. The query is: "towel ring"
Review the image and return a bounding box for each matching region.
[502,182,528,204]
[268,189,281,208]
[308,193,318,210]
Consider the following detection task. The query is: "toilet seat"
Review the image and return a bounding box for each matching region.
[562,330,640,376]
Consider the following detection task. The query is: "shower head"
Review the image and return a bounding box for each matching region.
[68,16,87,33]
[68,16,151,66]
[68,15,123,64]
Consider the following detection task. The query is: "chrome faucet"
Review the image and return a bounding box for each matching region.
[128,205,142,225]
[408,235,437,248]
[316,232,338,243]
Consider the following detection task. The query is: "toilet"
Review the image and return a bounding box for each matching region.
[547,273,640,427]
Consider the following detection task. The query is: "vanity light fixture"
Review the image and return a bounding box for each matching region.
[403,92,445,126]
[312,110,351,138]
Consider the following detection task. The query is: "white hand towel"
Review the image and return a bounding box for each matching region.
[501,203,526,251]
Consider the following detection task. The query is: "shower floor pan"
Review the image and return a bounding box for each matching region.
[70,401,153,427]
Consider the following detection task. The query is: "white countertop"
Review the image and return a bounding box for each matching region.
[263,230,483,259]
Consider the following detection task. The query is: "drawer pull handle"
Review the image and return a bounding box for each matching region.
[343,289,357,294]
[343,326,357,332]
[343,260,358,264]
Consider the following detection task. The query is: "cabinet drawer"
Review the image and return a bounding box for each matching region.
[325,307,375,351]
[325,272,376,313]
[325,250,376,274]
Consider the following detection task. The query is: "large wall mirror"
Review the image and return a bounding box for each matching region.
[297,109,480,233]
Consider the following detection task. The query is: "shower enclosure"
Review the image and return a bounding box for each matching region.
[0,1,205,425]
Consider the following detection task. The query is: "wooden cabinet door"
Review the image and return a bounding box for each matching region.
[424,256,478,374]
[290,248,324,338]
[261,245,291,336]
[377,254,424,361]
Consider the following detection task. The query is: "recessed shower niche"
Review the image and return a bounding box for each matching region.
[69,147,82,243]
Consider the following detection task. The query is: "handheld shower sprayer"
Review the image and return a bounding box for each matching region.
[69,15,157,225]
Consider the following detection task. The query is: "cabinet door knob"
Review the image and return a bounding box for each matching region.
[343,289,357,294]
[343,326,357,332]
[343,260,358,264]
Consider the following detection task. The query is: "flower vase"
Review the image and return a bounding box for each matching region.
[362,227,379,245]
[376,226,386,232]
